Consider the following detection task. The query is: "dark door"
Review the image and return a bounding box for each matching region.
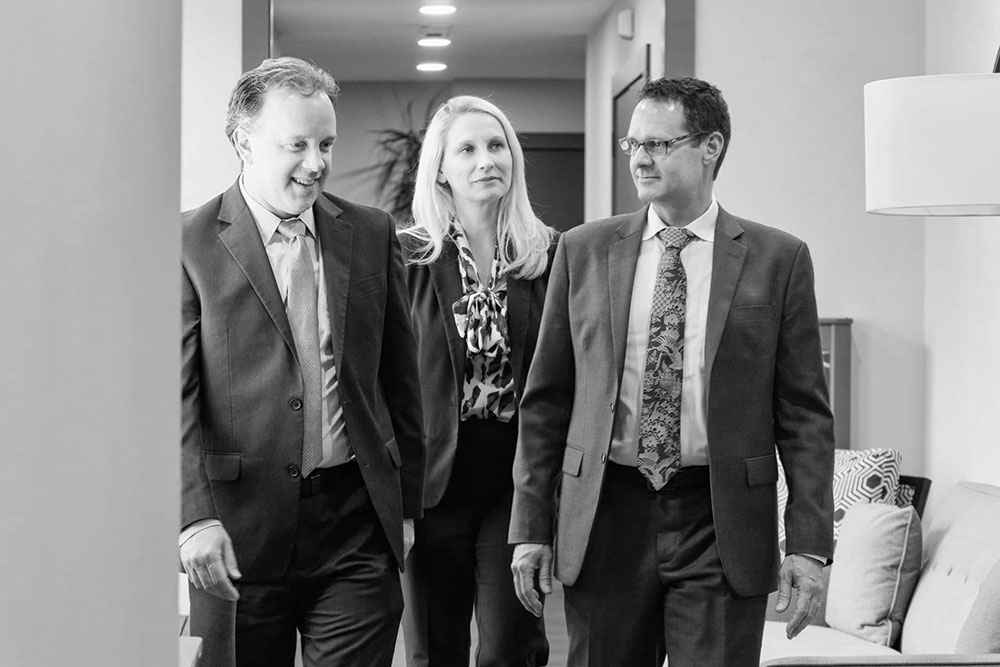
[521,133,585,233]
[612,45,650,215]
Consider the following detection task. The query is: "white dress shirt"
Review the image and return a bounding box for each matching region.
[609,199,717,467]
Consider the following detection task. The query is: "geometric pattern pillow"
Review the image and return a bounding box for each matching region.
[776,447,902,554]
[832,448,901,540]
[895,482,916,509]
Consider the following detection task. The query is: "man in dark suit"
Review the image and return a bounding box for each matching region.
[509,77,835,666]
[180,57,424,667]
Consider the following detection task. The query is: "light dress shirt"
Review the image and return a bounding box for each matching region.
[609,199,717,467]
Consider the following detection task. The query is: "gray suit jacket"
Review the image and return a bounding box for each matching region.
[181,181,424,579]
[509,205,834,595]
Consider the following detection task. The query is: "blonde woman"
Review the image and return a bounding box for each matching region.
[399,96,556,666]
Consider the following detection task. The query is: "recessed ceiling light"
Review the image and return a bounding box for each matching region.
[419,4,456,16]
[418,35,451,47]
[416,62,448,72]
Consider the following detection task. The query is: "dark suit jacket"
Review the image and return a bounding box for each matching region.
[509,206,835,596]
[181,181,424,579]
[403,237,556,508]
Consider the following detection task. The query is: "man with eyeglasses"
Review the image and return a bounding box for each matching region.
[509,77,834,666]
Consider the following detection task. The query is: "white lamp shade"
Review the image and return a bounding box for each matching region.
[864,74,1000,216]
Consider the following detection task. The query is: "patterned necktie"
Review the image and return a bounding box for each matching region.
[637,226,694,490]
[277,219,323,477]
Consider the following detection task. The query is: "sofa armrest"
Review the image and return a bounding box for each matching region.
[762,655,1000,666]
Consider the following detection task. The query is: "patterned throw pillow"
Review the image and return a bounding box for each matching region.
[895,482,916,509]
[776,448,902,555]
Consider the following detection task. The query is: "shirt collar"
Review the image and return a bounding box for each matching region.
[642,197,718,243]
[238,174,317,245]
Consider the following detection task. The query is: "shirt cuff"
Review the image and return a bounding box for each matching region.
[179,519,222,548]
[794,552,828,566]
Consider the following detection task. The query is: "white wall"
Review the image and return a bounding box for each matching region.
[0,2,180,666]
[328,79,585,208]
[181,0,244,210]
[584,0,666,220]
[923,0,1000,497]
[694,0,927,471]
[453,78,586,133]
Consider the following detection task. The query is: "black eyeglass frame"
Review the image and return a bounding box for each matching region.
[617,132,708,157]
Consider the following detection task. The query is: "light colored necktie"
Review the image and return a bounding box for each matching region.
[277,219,323,477]
[637,226,694,490]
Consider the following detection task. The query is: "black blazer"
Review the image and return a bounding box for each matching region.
[403,235,557,508]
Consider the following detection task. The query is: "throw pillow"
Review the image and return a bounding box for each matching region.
[825,502,922,647]
[776,448,902,555]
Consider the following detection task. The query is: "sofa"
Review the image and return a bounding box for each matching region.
[760,479,1000,665]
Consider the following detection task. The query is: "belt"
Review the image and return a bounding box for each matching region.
[300,460,360,498]
[605,461,710,493]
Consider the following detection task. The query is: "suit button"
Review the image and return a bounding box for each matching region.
[287,465,300,478]
[601,453,607,463]
[289,398,303,410]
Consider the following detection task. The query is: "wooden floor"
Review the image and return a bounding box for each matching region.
[389,579,570,667]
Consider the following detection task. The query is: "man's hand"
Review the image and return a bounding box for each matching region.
[403,518,416,561]
[180,524,242,601]
[774,553,825,639]
[511,543,552,617]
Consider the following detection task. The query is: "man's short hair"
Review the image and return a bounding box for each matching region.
[639,77,731,179]
[225,57,340,147]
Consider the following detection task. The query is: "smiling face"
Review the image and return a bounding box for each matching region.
[437,111,513,209]
[628,98,714,216]
[235,89,337,218]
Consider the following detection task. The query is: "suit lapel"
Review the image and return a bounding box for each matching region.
[314,194,350,372]
[217,182,296,355]
[704,206,746,375]
[429,241,466,392]
[609,207,648,382]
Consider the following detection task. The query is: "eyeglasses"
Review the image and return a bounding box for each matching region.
[617,132,705,157]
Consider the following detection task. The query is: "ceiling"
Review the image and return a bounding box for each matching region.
[273,0,619,81]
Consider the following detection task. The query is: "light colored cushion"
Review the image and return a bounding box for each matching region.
[759,621,901,663]
[776,448,902,555]
[825,503,922,647]
[901,482,1000,654]
[956,559,1000,653]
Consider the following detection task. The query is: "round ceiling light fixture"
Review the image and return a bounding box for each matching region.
[416,62,448,72]
[419,4,457,16]
[418,34,451,47]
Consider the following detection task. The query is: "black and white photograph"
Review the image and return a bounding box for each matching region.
[2,2,999,666]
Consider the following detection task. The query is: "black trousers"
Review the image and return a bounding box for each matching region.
[401,418,548,667]
[563,463,767,667]
[188,461,403,667]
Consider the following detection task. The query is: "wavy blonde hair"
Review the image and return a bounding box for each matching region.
[400,95,554,280]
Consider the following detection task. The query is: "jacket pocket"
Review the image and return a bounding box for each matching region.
[745,453,778,486]
[349,273,386,299]
[562,445,584,477]
[204,452,240,481]
[385,437,401,468]
[729,304,775,322]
